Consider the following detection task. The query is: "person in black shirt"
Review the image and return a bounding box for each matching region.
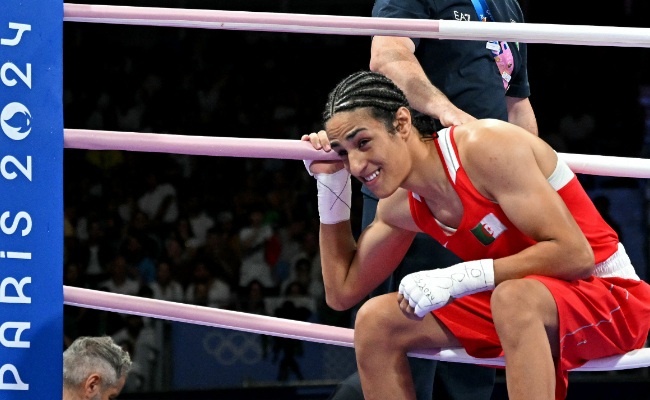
[371,0,537,132]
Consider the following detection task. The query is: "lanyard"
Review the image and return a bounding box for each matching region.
[468,0,514,91]
[470,0,494,22]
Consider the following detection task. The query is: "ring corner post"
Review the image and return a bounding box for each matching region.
[0,0,64,398]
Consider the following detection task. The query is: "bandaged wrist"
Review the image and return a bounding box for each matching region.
[447,259,495,298]
[315,168,351,224]
[399,259,495,317]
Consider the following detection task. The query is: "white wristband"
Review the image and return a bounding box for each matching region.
[304,160,351,224]
[316,169,351,224]
[447,259,495,298]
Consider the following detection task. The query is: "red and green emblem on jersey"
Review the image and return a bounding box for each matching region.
[470,213,508,246]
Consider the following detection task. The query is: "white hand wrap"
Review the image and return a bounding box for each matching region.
[304,160,352,225]
[399,259,495,317]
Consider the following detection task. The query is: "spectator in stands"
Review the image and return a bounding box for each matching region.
[176,218,201,250]
[99,256,140,296]
[239,208,276,289]
[285,282,307,297]
[288,232,323,290]
[83,220,112,287]
[163,236,192,286]
[150,261,184,303]
[137,172,179,228]
[187,196,215,247]
[217,211,241,258]
[127,211,151,244]
[185,262,231,308]
[200,227,241,289]
[191,283,210,306]
[282,258,324,300]
[233,174,266,223]
[122,236,156,284]
[64,263,85,288]
[240,280,267,315]
[63,336,131,400]
[277,220,306,269]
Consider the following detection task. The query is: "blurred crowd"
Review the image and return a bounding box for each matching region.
[62,25,370,390]
[62,148,351,389]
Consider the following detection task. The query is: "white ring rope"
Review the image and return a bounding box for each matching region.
[62,4,650,48]
[63,286,650,371]
[64,129,650,179]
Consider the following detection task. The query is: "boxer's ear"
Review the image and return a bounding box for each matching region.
[394,107,413,140]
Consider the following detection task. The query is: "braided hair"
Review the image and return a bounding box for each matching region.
[323,71,439,139]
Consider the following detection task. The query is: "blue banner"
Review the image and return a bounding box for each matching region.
[0,0,63,398]
[172,323,327,389]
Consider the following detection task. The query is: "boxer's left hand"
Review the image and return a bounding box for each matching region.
[397,291,440,321]
[398,259,495,318]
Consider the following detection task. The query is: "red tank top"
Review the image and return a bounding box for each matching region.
[408,126,619,264]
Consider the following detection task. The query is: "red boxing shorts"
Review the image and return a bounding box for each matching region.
[432,247,650,399]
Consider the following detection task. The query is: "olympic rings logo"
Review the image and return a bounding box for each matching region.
[203,330,263,366]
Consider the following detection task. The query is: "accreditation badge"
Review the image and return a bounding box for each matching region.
[486,41,515,91]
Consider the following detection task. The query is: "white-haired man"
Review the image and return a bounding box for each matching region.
[63,336,132,400]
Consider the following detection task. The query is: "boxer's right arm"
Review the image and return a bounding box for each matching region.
[320,190,417,311]
[302,132,417,310]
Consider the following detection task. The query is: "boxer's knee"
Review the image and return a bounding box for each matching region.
[355,295,398,349]
[491,279,559,350]
[355,293,456,355]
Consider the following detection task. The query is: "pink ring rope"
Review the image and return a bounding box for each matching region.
[64,129,650,178]
[64,129,339,161]
[63,286,650,371]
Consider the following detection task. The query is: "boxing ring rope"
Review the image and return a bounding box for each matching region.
[64,129,650,179]
[62,3,650,48]
[59,3,650,374]
[63,286,650,371]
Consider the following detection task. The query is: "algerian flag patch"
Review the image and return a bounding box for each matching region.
[470,213,507,246]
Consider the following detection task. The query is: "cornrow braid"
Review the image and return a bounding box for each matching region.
[323,71,439,139]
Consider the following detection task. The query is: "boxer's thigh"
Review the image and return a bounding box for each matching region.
[399,237,497,399]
